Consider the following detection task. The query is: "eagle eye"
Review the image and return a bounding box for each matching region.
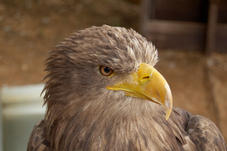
[99,66,113,76]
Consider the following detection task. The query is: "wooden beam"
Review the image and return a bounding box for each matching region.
[145,20,205,35]
[145,20,206,50]
[144,20,227,51]
[216,23,227,52]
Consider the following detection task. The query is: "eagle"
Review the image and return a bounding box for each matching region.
[27,25,226,151]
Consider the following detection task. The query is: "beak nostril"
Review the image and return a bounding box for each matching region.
[142,76,150,79]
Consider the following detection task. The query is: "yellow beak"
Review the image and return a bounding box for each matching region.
[107,63,173,120]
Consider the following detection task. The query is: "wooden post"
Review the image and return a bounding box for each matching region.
[206,0,219,54]
[0,98,2,151]
[140,0,155,36]
[205,0,221,128]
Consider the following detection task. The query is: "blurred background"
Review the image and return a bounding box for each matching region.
[0,0,227,150]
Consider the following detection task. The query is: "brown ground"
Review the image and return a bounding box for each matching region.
[1,0,227,142]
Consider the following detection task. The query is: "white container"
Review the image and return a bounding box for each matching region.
[0,84,46,151]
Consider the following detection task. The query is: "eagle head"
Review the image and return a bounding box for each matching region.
[43,25,173,150]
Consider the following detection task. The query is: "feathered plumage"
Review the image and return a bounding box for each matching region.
[27,25,226,151]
